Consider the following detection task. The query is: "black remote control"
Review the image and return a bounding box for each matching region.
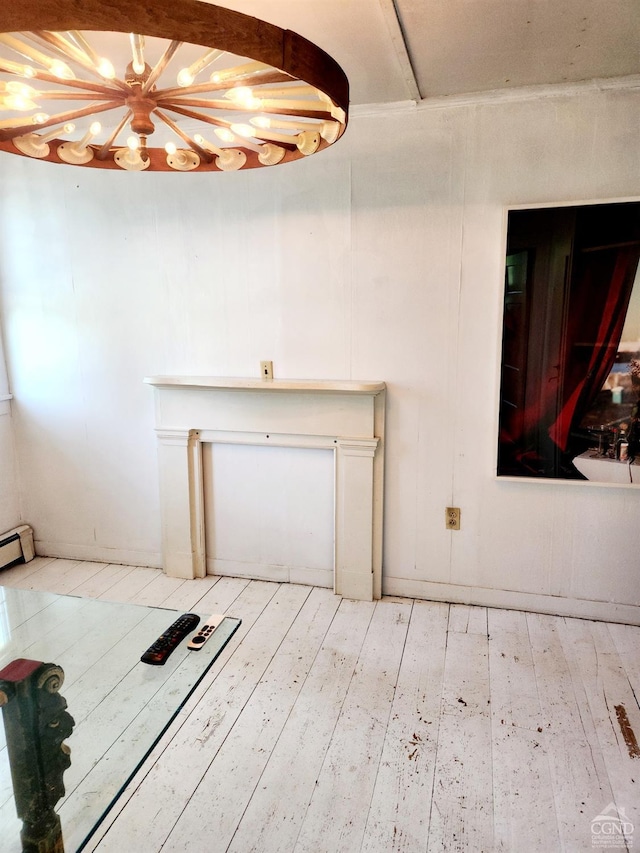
[140,613,201,665]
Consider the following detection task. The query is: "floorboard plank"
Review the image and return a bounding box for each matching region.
[128,572,188,608]
[226,597,376,853]
[97,567,160,602]
[526,613,615,852]
[607,621,640,715]
[426,620,493,852]
[189,575,252,616]
[293,600,412,853]
[361,600,449,853]
[488,608,559,853]
[0,556,57,587]
[558,617,639,848]
[160,574,221,612]
[12,558,85,593]
[70,563,136,598]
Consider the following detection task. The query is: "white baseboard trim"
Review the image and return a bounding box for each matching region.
[207,558,333,589]
[35,540,162,570]
[383,577,640,626]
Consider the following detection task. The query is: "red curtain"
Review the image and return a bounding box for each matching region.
[548,245,640,451]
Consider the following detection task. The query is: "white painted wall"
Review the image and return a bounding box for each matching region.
[0,323,20,534]
[1,85,639,618]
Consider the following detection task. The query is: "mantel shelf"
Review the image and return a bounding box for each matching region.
[144,376,386,395]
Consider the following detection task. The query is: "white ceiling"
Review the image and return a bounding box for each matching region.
[214,0,640,105]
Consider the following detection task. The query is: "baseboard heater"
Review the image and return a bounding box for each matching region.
[0,525,35,571]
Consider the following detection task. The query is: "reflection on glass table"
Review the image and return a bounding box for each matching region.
[0,587,241,852]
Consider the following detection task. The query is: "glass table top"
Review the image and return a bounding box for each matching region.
[0,586,241,853]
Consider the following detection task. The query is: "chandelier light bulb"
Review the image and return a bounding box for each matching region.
[0,59,35,78]
[229,123,255,139]
[31,112,48,124]
[5,81,34,97]
[0,93,37,111]
[67,30,115,80]
[129,33,146,75]
[49,59,75,80]
[224,86,263,110]
[213,127,235,143]
[164,141,200,171]
[97,58,116,79]
[39,122,74,142]
[210,127,262,153]
[114,133,149,170]
[249,116,271,129]
[193,133,221,154]
[177,48,225,87]
[176,68,194,88]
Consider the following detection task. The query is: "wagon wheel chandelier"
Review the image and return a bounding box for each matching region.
[0,0,348,172]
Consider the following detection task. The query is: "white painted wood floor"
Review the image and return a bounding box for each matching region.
[2,557,640,853]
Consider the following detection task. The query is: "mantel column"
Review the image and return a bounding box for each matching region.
[156,429,205,579]
[335,438,379,601]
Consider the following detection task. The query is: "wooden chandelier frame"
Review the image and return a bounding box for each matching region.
[0,0,349,172]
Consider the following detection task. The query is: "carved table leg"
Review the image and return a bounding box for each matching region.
[0,658,75,853]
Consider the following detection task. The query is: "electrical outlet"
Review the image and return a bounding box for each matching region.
[445,507,461,530]
[260,360,273,380]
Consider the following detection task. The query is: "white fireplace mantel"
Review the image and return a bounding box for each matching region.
[145,376,386,601]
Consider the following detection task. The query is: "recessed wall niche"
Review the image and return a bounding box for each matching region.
[498,200,640,485]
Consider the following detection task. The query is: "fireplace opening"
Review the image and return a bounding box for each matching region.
[202,442,334,587]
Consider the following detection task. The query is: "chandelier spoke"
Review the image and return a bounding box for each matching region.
[154,109,213,162]
[0,99,122,141]
[29,90,123,101]
[155,102,232,130]
[95,110,132,159]
[142,40,182,94]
